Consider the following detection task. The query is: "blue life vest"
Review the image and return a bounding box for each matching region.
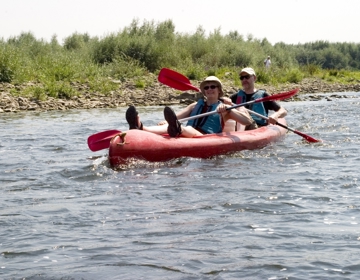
[235,90,267,126]
[186,99,223,134]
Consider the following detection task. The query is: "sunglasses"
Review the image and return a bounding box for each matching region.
[239,75,252,80]
[204,85,218,90]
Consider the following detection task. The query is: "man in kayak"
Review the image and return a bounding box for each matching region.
[126,76,257,138]
[222,67,287,128]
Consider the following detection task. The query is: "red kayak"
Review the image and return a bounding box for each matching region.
[108,119,287,167]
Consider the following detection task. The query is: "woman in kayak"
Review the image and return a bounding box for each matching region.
[126,76,257,138]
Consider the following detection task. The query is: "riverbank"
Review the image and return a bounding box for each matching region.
[1,77,360,113]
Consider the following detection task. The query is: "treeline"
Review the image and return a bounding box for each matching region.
[1,19,360,98]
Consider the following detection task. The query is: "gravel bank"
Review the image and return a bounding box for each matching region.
[1,77,360,113]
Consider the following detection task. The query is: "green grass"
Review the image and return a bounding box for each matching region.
[2,23,360,100]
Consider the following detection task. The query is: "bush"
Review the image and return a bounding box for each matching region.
[102,54,147,81]
[283,68,304,83]
[44,81,78,99]
[0,64,13,83]
[301,64,321,76]
[0,45,16,83]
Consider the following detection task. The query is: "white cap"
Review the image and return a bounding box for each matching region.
[240,67,256,76]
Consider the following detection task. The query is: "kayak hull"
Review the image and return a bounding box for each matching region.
[108,119,287,167]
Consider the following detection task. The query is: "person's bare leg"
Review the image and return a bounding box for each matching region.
[143,125,168,135]
[144,124,202,137]
[179,126,203,138]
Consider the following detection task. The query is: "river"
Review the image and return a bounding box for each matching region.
[1,92,360,280]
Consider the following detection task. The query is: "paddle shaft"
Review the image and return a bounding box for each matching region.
[178,96,275,123]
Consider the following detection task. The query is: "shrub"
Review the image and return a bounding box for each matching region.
[102,54,147,81]
[0,64,13,83]
[0,45,16,82]
[301,64,321,76]
[135,79,145,88]
[44,81,77,99]
[283,68,304,83]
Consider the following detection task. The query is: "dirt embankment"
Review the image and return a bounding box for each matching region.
[1,77,360,113]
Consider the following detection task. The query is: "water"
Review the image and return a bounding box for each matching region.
[1,92,360,280]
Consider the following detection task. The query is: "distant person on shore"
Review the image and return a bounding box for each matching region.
[264,56,271,69]
[222,67,287,128]
[125,76,257,138]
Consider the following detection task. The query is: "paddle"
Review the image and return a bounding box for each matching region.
[158,68,321,143]
[88,129,121,152]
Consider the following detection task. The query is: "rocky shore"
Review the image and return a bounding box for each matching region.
[1,77,360,113]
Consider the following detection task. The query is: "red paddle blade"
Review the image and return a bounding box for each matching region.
[259,88,299,102]
[87,130,121,152]
[294,130,322,143]
[158,68,200,92]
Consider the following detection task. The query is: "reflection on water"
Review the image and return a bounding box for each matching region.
[1,93,360,279]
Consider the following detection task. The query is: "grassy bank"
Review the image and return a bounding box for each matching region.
[1,19,360,101]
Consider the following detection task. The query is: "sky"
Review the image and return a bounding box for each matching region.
[2,0,360,45]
